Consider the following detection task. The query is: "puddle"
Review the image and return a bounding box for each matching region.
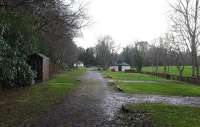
[102,77,200,121]
[103,91,200,120]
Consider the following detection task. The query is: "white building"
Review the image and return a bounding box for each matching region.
[74,61,84,67]
[110,62,131,72]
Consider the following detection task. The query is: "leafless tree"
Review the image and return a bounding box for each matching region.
[95,35,116,70]
[167,33,186,78]
[121,45,135,67]
[148,39,165,73]
[169,0,200,77]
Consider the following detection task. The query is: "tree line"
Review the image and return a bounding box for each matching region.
[79,35,191,73]
[0,0,88,89]
[1,0,200,89]
[79,0,200,79]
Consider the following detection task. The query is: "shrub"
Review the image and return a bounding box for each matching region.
[0,58,36,89]
[0,12,38,89]
[14,60,36,87]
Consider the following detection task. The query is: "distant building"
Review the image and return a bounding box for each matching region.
[74,61,84,67]
[110,62,131,72]
[28,53,49,82]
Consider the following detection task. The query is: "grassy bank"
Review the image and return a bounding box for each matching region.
[125,104,200,127]
[104,71,200,96]
[0,68,85,127]
[142,66,192,77]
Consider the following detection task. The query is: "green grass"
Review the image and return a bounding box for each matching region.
[0,68,85,127]
[104,70,200,96]
[118,81,200,96]
[103,71,165,81]
[142,66,192,77]
[126,104,200,127]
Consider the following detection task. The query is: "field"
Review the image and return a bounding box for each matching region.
[0,69,85,127]
[124,104,200,127]
[103,71,200,96]
[142,66,192,77]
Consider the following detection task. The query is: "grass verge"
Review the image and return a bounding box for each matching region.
[103,71,164,81]
[118,81,200,96]
[0,68,85,127]
[125,104,200,127]
[104,71,200,96]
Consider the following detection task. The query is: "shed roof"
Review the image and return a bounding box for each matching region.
[30,53,49,60]
[75,61,84,64]
[112,62,130,66]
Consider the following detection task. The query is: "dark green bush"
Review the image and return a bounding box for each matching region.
[0,11,38,89]
[14,60,36,87]
[0,57,36,88]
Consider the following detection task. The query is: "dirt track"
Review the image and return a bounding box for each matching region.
[29,70,200,127]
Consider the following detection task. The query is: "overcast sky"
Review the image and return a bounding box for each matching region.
[74,0,170,49]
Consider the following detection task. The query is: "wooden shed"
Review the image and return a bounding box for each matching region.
[28,53,49,82]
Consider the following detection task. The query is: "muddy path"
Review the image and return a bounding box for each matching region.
[30,71,108,127]
[29,70,200,127]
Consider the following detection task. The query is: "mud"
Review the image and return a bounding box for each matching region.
[28,71,200,127]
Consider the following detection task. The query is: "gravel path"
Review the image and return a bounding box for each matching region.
[30,71,109,127]
[29,70,200,127]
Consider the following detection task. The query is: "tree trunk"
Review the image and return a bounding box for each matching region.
[167,65,170,73]
[192,60,195,77]
[155,65,158,74]
[191,37,196,77]
[191,37,199,78]
[177,65,184,81]
[164,65,167,73]
[194,51,199,78]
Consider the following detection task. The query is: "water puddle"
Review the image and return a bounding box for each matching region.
[102,78,200,121]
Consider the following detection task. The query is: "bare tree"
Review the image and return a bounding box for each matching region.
[148,39,164,74]
[134,41,148,72]
[170,0,200,77]
[121,45,135,67]
[95,35,115,70]
[169,33,186,79]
